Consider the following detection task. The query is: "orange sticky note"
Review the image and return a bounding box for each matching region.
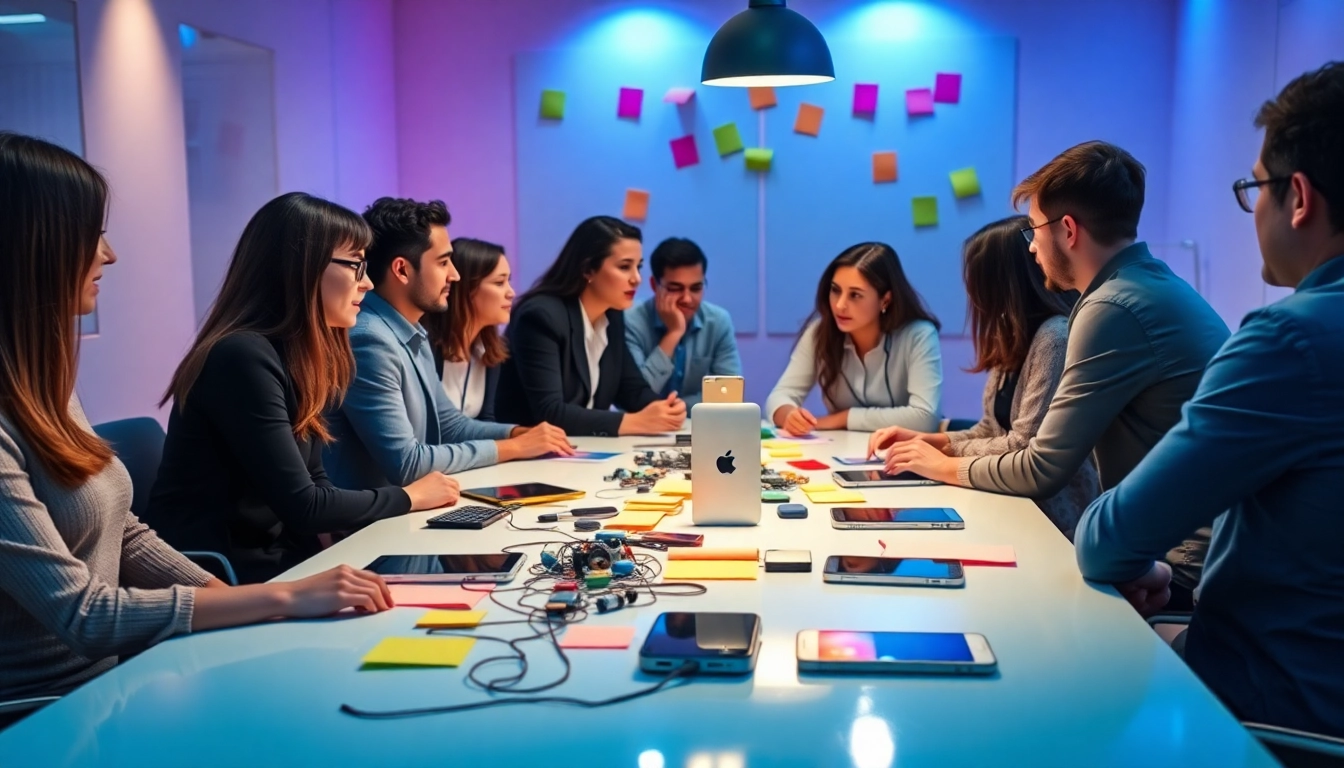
[748,86,777,110]
[623,188,650,221]
[668,548,759,562]
[794,103,824,136]
[873,151,898,183]
[558,625,638,649]
[605,510,666,531]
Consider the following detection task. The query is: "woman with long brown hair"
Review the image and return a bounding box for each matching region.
[143,192,459,584]
[424,237,514,420]
[869,216,1100,536]
[0,133,402,707]
[766,242,943,434]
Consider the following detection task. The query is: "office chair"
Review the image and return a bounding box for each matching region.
[92,417,237,585]
[0,696,59,732]
[1244,723,1344,768]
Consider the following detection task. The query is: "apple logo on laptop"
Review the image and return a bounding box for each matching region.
[716,450,736,475]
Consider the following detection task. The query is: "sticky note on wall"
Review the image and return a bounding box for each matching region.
[745,148,773,172]
[663,87,695,104]
[794,103,824,136]
[623,189,650,221]
[853,83,878,115]
[905,88,934,116]
[748,86,777,110]
[540,89,565,119]
[670,135,699,169]
[949,167,981,198]
[617,87,643,118]
[713,123,744,156]
[934,73,962,104]
[912,196,939,227]
[873,151,898,183]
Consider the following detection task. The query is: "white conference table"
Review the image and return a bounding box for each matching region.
[1,431,1277,767]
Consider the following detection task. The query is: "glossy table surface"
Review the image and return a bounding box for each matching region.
[0,431,1277,767]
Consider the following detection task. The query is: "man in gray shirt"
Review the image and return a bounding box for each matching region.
[883,141,1229,606]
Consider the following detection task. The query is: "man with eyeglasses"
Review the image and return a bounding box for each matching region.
[883,140,1228,609]
[625,237,742,408]
[1076,63,1344,736]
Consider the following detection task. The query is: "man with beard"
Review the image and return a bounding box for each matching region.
[881,141,1228,610]
[325,197,571,491]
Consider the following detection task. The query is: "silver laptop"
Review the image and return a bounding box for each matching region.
[691,402,762,526]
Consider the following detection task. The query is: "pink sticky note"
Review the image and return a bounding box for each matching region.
[853,83,878,115]
[663,87,695,105]
[558,625,638,649]
[669,135,699,169]
[934,73,962,104]
[906,88,934,116]
[389,583,494,609]
[617,87,643,119]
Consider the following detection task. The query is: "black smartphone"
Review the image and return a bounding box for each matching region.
[638,612,762,675]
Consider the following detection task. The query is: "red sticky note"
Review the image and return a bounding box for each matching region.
[388,584,493,609]
[934,73,962,104]
[617,87,643,118]
[788,459,830,470]
[558,625,637,649]
[906,88,934,116]
[669,135,699,169]
[853,83,878,115]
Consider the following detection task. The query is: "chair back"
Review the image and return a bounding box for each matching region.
[91,417,165,518]
[1245,723,1344,768]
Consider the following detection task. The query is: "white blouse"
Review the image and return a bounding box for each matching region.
[579,308,610,408]
[441,343,487,418]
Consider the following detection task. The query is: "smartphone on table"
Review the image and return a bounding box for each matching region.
[823,556,964,587]
[639,612,761,675]
[796,630,997,675]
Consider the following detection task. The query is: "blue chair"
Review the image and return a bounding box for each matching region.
[92,417,237,585]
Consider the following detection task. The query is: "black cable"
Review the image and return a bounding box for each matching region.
[339,661,698,718]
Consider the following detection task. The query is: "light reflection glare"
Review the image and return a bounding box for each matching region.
[639,750,665,768]
[686,753,713,768]
[849,714,896,768]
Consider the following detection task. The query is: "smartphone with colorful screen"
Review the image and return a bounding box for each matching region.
[796,630,996,674]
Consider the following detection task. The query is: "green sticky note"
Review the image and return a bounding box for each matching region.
[912,196,939,227]
[949,167,981,198]
[713,122,743,156]
[745,148,773,172]
[540,89,566,120]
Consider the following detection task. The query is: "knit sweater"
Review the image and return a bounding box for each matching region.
[0,395,213,699]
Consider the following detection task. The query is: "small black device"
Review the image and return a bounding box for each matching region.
[537,506,618,523]
[829,507,964,530]
[765,549,812,572]
[639,612,762,675]
[424,505,518,530]
[777,503,808,519]
[574,519,602,532]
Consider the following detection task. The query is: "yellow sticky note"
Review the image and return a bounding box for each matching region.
[652,478,693,496]
[799,482,837,494]
[768,448,803,459]
[806,489,868,504]
[361,636,475,669]
[605,510,666,531]
[761,440,792,449]
[415,610,486,629]
[622,494,683,508]
[664,560,759,581]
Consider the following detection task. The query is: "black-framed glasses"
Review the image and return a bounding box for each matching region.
[1232,177,1291,213]
[1020,216,1064,245]
[331,257,368,282]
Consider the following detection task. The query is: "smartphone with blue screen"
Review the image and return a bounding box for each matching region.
[822,556,965,587]
[796,630,996,674]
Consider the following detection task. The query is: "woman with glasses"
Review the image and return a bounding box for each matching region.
[766,242,943,435]
[1,136,408,708]
[423,238,514,420]
[868,217,1099,537]
[144,193,460,584]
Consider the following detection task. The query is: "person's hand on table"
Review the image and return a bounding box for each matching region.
[281,565,394,616]
[883,439,960,485]
[867,426,949,458]
[1115,561,1172,617]
[776,405,818,436]
[502,421,574,459]
[622,392,686,434]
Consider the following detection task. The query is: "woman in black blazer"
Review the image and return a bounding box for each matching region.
[144,193,460,584]
[496,216,686,436]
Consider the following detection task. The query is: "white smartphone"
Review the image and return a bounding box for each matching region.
[796,630,997,675]
[823,555,965,587]
[702,375,744,404]
[829,507,965,530]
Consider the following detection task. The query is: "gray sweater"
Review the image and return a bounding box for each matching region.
[949,316,1100,539]
[0,395,213,699]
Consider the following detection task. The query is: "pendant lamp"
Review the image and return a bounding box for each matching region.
[701,0,834,87]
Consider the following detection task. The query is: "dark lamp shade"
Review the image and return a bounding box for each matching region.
[701,0,834,87]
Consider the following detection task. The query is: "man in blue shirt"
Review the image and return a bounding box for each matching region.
[325,198,572,490]
[1075,62,1344,736]
[625,238,742,408]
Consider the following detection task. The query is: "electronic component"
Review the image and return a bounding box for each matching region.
[574,519,602,532]
[765,550,812,573]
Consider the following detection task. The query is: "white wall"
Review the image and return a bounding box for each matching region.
[71,0,399,425]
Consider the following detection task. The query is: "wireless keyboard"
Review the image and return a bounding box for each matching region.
[425,505,518,530]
